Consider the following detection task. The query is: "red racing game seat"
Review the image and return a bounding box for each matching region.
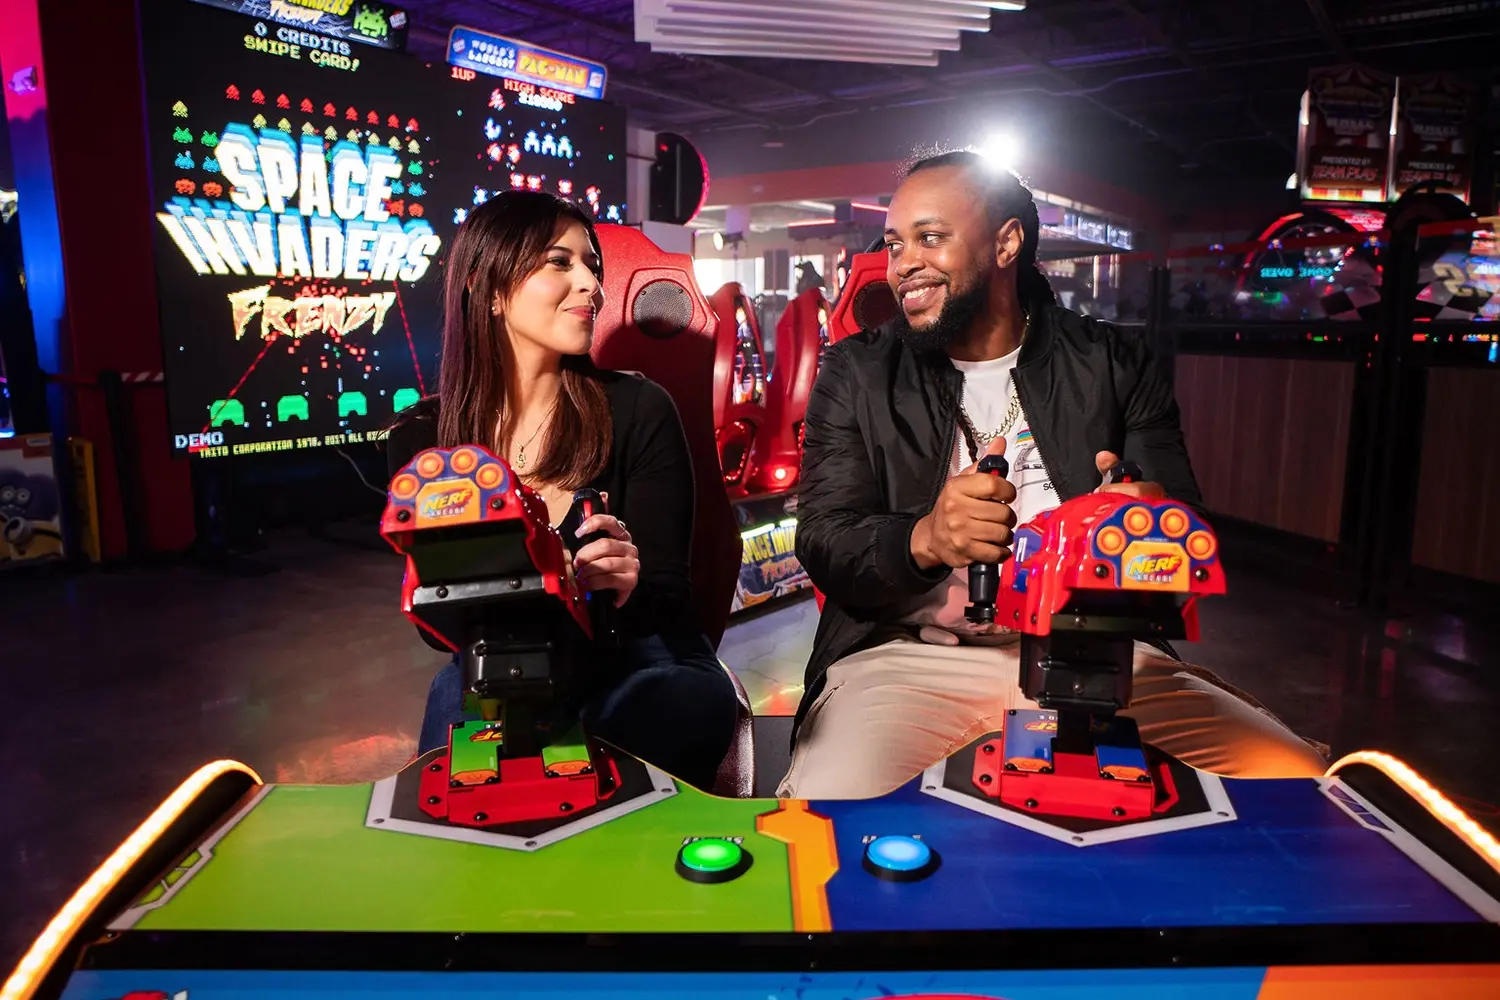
[757,286,829,494]
[813,252,895,612]
[709,282,770,498]
[591,225,754,796]
[828,250,896,345]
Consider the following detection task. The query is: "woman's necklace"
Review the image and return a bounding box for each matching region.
[510,398,558,472]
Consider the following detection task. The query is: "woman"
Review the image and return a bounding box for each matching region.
[386,191,738,792]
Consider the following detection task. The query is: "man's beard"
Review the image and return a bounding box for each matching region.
[892,276,988,353]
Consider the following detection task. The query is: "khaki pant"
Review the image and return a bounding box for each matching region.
[778,637,1328,800]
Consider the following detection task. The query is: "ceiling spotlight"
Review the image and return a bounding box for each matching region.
[712,231,745,251]
[976,133,1022,173]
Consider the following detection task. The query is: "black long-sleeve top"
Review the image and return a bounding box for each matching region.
[385,370,699,647]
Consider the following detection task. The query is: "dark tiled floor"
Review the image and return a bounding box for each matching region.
[2,534,1497,974]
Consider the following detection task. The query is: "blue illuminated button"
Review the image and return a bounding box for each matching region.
[862,835,940,882]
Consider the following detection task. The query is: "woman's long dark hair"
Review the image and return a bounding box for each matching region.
[905,150,1057,312]
[436,191,612,490]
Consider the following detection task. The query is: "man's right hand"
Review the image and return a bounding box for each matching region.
[910,437,1018,570]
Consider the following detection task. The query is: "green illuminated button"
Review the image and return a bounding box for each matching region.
[676,838,752,884]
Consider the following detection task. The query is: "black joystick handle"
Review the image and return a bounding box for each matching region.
[562,489,610,551]
[964,453,1011,625]
[1102,460,1144,487]
[561,488,618,646]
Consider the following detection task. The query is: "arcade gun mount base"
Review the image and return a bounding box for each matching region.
[965,458,1226,823]
[381,446,622,828]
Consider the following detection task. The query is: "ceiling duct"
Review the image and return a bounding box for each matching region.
[635,0,1026,65]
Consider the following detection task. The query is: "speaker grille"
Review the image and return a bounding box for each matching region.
[633,279,693,339]
[852,282,898,332]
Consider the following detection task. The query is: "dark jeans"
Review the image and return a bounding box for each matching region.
[417,632,739,792]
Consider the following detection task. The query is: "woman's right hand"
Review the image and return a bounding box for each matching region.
[573,513,640,608]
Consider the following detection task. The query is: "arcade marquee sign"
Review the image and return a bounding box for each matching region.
[156,124,442,289]
[1298,65,1479,204]
[446,25,607,101]
[188,0,409,51]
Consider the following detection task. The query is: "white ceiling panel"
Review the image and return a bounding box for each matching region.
[636,0,1026,64]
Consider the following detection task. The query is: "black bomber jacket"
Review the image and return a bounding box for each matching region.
[792,302,1203,739]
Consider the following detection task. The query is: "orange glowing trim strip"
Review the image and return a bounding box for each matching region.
[786,217,837,228]
[1326,750,1500,876]
[2,760,262,1000]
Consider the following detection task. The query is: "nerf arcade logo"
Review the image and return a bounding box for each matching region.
[420,483,475,521]
[1125,551,1184,585]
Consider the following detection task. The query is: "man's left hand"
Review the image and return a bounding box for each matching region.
[1094,451,1166,500]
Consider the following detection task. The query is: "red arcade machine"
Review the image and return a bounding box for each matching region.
[1202,67,1477,327]
[709,282,769,500]
[724,285,831,613]
[589,226,744,655]
[759,286,829,492]
[709,281,806,614]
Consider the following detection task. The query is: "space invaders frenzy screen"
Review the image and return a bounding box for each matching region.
[140,0,626,459]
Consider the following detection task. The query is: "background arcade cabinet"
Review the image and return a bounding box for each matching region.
[709,281,769,500]
[757,286,829,495]
[590,227,742,648]
[722,285,829,614]
[709,280,805,616]
[590,224,754,794]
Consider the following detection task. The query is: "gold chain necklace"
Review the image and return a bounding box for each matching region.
[510,398,558,472]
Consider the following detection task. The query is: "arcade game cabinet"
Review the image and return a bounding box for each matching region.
[708,281,810,614]
[0,192,67,568]
[759,285,828,491]
[1230,185,1473,326]
[591,226,742,651]
[586,225,755,795]
[7,431,1500,1000]
[709,281,769,500]
[718,248,894,615]
[726,286,828,613]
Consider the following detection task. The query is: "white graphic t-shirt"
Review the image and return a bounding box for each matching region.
[905,348,1057,637]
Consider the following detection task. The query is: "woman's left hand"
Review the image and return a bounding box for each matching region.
[573,513,639,608]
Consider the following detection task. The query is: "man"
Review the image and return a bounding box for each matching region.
[795,260,826,295]
[782,151,1326,799]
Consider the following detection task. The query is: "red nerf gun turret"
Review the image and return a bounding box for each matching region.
[965,457,1226,823]
[381,444,592,667]
[380,445,620,826]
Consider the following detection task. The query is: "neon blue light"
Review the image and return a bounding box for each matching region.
[865,836,931,872]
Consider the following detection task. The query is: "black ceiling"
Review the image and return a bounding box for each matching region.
[402,0,1499,188]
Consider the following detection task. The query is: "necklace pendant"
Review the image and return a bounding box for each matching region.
[516,446,527,471]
